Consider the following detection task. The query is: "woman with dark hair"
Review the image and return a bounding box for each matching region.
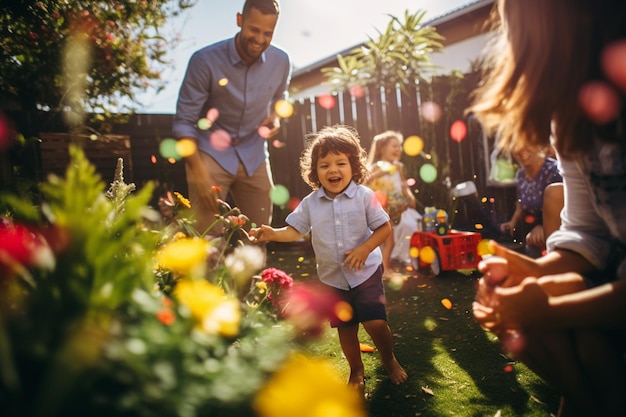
[469,1,626,415]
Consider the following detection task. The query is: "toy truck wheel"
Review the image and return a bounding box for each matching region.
[430,250,441,276]
[410,255,420,271]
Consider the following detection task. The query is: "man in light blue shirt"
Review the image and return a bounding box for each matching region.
[172,0,291,234]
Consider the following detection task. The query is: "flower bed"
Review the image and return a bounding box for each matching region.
[0,145,365,417]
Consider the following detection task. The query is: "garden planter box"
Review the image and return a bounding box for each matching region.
[39,132,132,181]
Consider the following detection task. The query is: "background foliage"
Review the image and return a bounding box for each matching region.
[0,0,195,126]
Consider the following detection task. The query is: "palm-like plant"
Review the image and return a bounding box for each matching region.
[321,10,444,93]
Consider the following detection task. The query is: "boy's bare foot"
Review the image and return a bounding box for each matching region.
[384,357,408,385]
[348,371,366,396]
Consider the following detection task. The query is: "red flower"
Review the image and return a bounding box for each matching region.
[0,221,52,268]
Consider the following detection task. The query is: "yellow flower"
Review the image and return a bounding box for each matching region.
[253,354,366,417]
[202,298,240,338]
[174,280,241,337]
[174,191,191,208]
[256,281,267,294]
[157,238,208,276]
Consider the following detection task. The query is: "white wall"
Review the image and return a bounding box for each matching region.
[430,33,490,75]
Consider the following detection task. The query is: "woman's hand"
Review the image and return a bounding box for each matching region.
[474,276,549,331]
[483,241,542,287]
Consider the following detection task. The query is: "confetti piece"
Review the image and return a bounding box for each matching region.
[359,343,374,353]
[441,298,452,309]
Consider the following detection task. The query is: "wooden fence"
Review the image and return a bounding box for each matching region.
[4,71,516,228]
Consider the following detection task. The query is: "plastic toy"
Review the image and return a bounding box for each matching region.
[409,229,482,276]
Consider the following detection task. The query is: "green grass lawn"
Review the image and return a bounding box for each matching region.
[267,242,560,417]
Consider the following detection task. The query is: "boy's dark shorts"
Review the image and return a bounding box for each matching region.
[328,265,387,327]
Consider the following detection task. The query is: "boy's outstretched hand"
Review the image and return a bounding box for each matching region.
[248,225,272,243]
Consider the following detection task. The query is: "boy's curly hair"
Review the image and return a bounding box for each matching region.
[299,125,369,190]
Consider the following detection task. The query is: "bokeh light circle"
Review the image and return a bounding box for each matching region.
[197,118,211,130]
[287,197,301,211]
[176,138,197,157]
[477,239,493,256]
[348,84,365,98]
[419,163,437,183]
[274,99,294,118]
[270,184,290,206]
[421,101,442,123]
[450,120,467,142]
[318,94,336,110]
[403,135,424,156]
[388,274,405,291]
[409,246,419,258]
[420,245,436,264]
[258,125,272,139]
[578,81,621,124]
[0,116,9,151]
[335,301,353,322]
[209,129,232,151]
[206,108,219,122]
[159,138,181,160]
[373,190,388,208]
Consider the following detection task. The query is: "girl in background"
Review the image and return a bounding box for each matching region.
[366,131,423,278]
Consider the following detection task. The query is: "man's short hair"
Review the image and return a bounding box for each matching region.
[242,0,280,16]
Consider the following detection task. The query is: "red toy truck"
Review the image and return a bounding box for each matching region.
[409,230,483,276]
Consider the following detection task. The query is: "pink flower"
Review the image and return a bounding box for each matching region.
[280,283,342,338]
[261,267,293,289]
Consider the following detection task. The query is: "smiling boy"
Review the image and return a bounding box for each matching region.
[250,125,408,392]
